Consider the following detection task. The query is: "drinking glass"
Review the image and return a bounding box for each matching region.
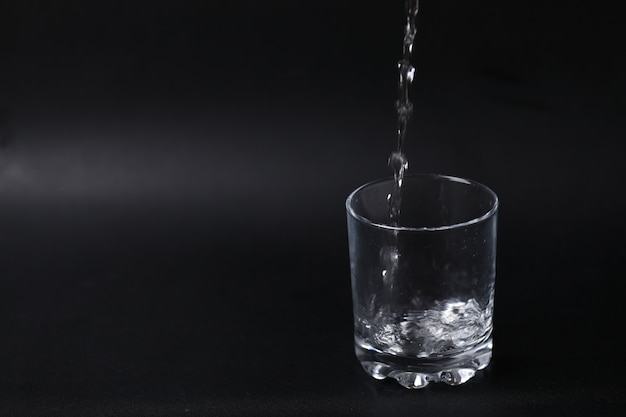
[346,174,498,388]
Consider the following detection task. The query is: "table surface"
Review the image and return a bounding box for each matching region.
[1,1,625,415]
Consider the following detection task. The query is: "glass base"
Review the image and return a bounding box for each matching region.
[355,337,493,389]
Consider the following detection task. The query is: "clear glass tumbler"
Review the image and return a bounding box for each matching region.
[346,174,498,388]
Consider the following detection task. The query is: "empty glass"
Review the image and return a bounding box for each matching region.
[346,174,498,388]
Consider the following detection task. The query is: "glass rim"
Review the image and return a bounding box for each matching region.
[346,174,499,232]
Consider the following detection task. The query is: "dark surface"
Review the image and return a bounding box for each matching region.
[1,1,625,415]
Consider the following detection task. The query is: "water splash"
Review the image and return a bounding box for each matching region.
[359,297,493,358]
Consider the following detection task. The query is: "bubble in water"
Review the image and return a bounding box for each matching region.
[358,298,493,358]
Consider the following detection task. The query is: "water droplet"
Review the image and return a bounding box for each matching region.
[388,151,409,173]
[398,60,415,84]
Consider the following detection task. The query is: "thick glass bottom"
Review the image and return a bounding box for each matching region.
[355,336,492,389]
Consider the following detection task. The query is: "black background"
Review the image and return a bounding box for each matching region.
[1,1,625,415]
